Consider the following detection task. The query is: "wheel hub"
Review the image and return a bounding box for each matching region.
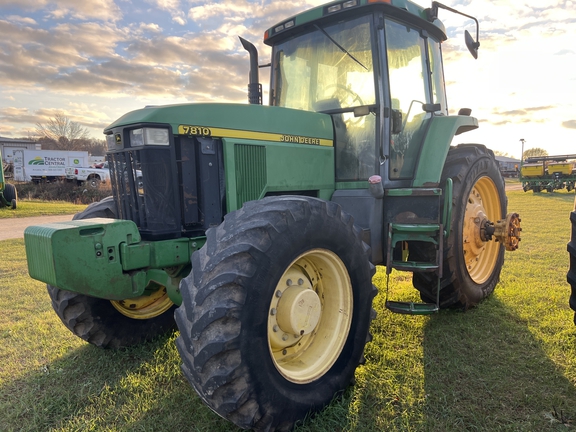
[276,285,321,336]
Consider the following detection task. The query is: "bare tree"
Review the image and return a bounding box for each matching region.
[35,112,91,151]
[84,139,107,156]
[523,147,548,159]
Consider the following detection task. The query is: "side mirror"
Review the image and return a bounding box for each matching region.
[391,109,402,134]
[425,2,480,60]
[465,30,480,59]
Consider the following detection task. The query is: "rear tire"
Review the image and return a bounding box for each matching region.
[568,197,576,324]
[48,197,176,348]
[175,196,377,431]
[412,144,507,309]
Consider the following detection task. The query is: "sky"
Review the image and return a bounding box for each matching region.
[0,0,574,159]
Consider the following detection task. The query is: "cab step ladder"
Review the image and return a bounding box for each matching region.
[385,179,452,315]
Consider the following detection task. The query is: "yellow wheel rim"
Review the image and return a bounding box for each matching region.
[268,249,353,384]
[110,287,174,320]
[462,176,502,284]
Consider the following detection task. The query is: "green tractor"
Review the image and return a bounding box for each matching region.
[24,0,522,430]
[0,150,17,209]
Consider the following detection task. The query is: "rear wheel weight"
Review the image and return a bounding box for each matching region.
[48,196,176,348]
[175,196,377,431]
[412,144,506,309]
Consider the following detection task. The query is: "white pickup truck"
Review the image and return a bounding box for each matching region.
[65,162,110,188]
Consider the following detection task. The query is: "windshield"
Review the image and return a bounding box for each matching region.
[270,15,377,181]
[271,15,375,112]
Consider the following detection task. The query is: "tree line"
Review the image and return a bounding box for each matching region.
[34,112,106,155]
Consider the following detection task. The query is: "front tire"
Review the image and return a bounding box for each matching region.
[175,196,376,431]
[413,144,507,309]
[48,197,176,348]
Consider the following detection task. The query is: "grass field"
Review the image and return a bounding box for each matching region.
[1,190,575,431]
[0,200,87,218]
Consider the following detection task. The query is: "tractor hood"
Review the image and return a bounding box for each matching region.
[104,103,334,145]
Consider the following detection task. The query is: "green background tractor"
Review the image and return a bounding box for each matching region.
[24,0,521,430]
[0,150,17,209]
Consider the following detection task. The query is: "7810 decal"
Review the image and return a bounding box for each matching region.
[179,125,212,136]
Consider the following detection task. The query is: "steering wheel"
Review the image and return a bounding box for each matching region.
[322,84,365,126]
[323,83,364,108]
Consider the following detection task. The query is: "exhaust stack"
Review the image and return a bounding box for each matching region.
[239,37,263,105]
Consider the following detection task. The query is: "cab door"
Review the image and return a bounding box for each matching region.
[382,19,447,185]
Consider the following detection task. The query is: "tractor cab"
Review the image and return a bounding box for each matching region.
[257,0,478,187]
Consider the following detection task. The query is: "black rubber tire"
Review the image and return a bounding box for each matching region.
[175,196,377,431]
[86,176,101,188]
[3,182,17,204]
[568,197,576,324]
[48,196,177,348]
[412,144,507,309]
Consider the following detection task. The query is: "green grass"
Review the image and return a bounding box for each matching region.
[0,200,87,218]
[2,190,576,431]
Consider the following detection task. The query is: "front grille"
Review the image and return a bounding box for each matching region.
[235,144,267,204]
[109,148,181,240]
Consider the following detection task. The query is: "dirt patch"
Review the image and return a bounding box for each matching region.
[0,215,73,241]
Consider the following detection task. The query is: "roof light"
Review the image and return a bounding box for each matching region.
[275,24,284,33]
[284,20,294,29]
[327,4,342,13]
[343,0,357,8]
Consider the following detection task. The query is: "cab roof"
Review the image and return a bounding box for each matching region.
[264,0,446,45]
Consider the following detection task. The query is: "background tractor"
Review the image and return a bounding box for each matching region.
[0,150,17,209]
[24,0,521,430]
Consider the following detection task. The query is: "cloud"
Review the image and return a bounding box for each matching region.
[0,107,44,125]
[139,23,162,33]
[173,16,186,25]
[562,120,576,129]
[555,49,575,56]
[524,106,555,112]
[1,0,122,21]
[6,15,37,25]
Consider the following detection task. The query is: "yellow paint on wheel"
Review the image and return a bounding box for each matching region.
[111,286,174,320]
[462,176,501,284]
[268,249,353,384]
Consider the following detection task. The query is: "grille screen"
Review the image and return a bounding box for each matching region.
[235,144,266,205]
[109,148,181,239]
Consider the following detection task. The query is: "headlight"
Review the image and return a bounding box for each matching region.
[106,133,121,150]
[130,128,170,147]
